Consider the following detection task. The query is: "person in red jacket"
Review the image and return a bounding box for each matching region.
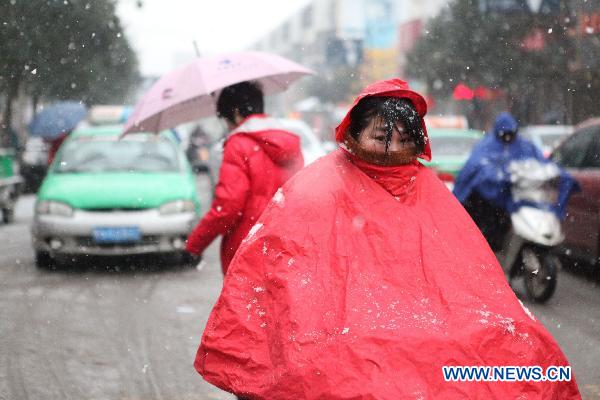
[46,130,70,165]
[194,79,580,399]
[185,81,304,274]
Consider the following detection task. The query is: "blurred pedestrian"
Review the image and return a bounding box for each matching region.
[185,81,304,274]
[186,126,210,166]
[46,130,70,165]
[193,79,580,399]
[453,112,575,250]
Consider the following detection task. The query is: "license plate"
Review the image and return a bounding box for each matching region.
[92,227,141,243]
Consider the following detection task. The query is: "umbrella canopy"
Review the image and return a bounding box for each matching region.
[123,51,313,134]
[28,101,87,139]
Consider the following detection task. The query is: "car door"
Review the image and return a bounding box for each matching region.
[553,127,600,261]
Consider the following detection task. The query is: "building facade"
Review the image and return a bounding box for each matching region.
[253,0,448,84]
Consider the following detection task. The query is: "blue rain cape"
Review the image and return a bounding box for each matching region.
[453,113,578,219]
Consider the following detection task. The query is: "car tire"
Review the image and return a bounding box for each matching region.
[35,251,56,269]
[1,207,14,224]
[180,252,201,268]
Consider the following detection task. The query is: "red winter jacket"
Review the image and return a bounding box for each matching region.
[186,115,303,273]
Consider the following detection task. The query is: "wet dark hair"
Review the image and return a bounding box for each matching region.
[216,81,264,124]
[348,97,425,154]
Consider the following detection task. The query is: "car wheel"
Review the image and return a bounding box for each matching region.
[180,252,201,268]
[1,208,14,224]
[35,251,56,269]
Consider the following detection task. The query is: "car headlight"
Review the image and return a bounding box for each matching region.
[159,200,195,215]
[36,200,74,217]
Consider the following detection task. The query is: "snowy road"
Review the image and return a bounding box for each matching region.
[0,177,234,400]
[1,175,599,399]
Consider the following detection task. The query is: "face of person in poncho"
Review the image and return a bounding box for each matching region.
[347,96,425,165]
[358,117,415,156]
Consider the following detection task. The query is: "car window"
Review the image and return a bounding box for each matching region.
[428,136,480,157]
[539,133,568,149]
[54,137,181,173]
[580,129,600,169]
[552,129,594,168]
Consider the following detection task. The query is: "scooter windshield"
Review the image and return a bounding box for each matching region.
[508,159,560,205]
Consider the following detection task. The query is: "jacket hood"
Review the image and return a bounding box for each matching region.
[335,78,431,161]
[230,115,302,165]
[492,112,519,140]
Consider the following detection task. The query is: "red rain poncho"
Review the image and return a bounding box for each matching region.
[194,80,580,399]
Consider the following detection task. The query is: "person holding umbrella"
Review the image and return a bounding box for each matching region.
[121,52,313,273]
[185,81,304,274]
[28,101,87,165]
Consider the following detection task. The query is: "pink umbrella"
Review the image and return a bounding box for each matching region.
[123,51,314,134]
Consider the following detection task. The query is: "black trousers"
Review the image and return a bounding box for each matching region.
[463,191,511,252]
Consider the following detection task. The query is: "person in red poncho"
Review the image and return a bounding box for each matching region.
[194,79,581,399]
[185,81,304,274]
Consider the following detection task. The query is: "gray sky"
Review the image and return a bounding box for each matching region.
[117,0,312,76]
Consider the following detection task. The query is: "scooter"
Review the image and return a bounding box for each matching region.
[495,159,563,303]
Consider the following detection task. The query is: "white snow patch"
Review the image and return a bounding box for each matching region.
[244,223,263,242]
[287,258,295,267]
[253,286,265,293]
[300,278,310,286]
[341,327,349,335]
[518,300,536,321]
[260,322,267,328]
[499,317,516,335]
[216,205,222,212]
[273,188,284,205]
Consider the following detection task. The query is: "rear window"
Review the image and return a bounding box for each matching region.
[54,137,181,173]
[539,133,568,148]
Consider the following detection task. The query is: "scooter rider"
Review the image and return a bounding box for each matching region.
[453,112,577,250]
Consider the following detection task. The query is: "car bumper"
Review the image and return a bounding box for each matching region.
[32,208,197,256]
